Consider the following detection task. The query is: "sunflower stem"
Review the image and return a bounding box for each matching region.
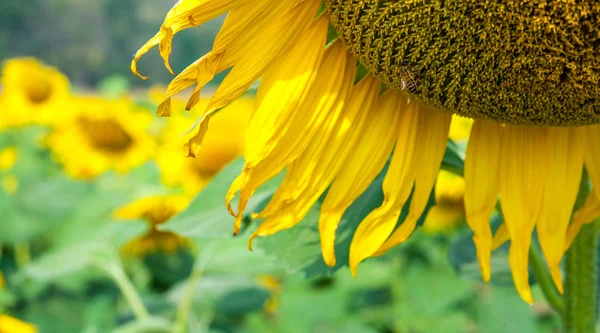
[564,222,598,333]
[529,246,564,316]
[173,249,213,333]
[101,262,150,321]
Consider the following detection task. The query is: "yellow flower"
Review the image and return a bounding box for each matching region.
[45,97,155,179]
[135,0,600,304]
[0,147,19,195]
[1,175,19,195]
[257,275,282,316]
[156,97,251,194]
[116,195,190,256]
[0,315,37,333]
[0,147,17,171]
[0,57,70,128]
[422,171,466,234]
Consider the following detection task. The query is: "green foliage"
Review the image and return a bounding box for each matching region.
[0,121,561,332]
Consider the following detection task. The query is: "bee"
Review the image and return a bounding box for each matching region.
[399,63,419,94]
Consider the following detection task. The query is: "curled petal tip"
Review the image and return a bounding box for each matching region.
[233,216,243,236]
[248,234,258,251]
[131,54,150,80]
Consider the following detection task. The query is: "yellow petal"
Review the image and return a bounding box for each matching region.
[0,315,37,333]
[491,221,510,250]
[499,125,548,304]
[253,51,357,219]
[207,0,321,114]
[566,190,600,250]
[157,52,225,117]
[564,125,600,249]
[348,95,419,275]
[319,88,404,267]
[226,15,329,226]
[186,0,297,110]
[131,0,247,79]
[373,107,452,256]
[463,120,502,282]
[536,127,584,294]
[185,0,322,155]
[248,75,379,247]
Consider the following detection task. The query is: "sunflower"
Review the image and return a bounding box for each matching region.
[45,97,155,179]
[156,96,251,194]
[0,57,70,127]
[0,315,37,333]
[134,0,600,303]
[116,195,190,256]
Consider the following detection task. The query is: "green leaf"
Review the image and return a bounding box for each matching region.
[168,275,270,315]
[163,158,281,239]
[477,286,538,333]
[441,140,465,177]
[110,317,173,333]
[21,221,146,283]
[198,238,287,276]
[214,287,270,315]
[98,74,132,99]
[254,164,436,277]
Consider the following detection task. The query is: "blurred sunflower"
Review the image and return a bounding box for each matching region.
[156,96,251,194]
[0,57,70,128]
[0,315,37,333]
[135,0,600,303]
[116,195,190,256]
[0,147,18,194]
[45,97,155,179]
[257,275,282,317]
[422,171,466,234]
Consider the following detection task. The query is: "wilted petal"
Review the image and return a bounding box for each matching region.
[226,16,329,234]
[185,0,322,155]
[131,0,248,79]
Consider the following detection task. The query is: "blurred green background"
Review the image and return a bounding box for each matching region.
[0,0,223,88]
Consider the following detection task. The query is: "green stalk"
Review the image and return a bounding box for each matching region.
[100,262,150,321]
[564,222,598,333]
[529,246,564,315]
[173,267,203,333]
[173,249,213,333]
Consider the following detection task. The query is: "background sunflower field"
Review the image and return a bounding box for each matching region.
[0,2,565,333]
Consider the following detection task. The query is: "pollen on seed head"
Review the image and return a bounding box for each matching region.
[326,0,600,126]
